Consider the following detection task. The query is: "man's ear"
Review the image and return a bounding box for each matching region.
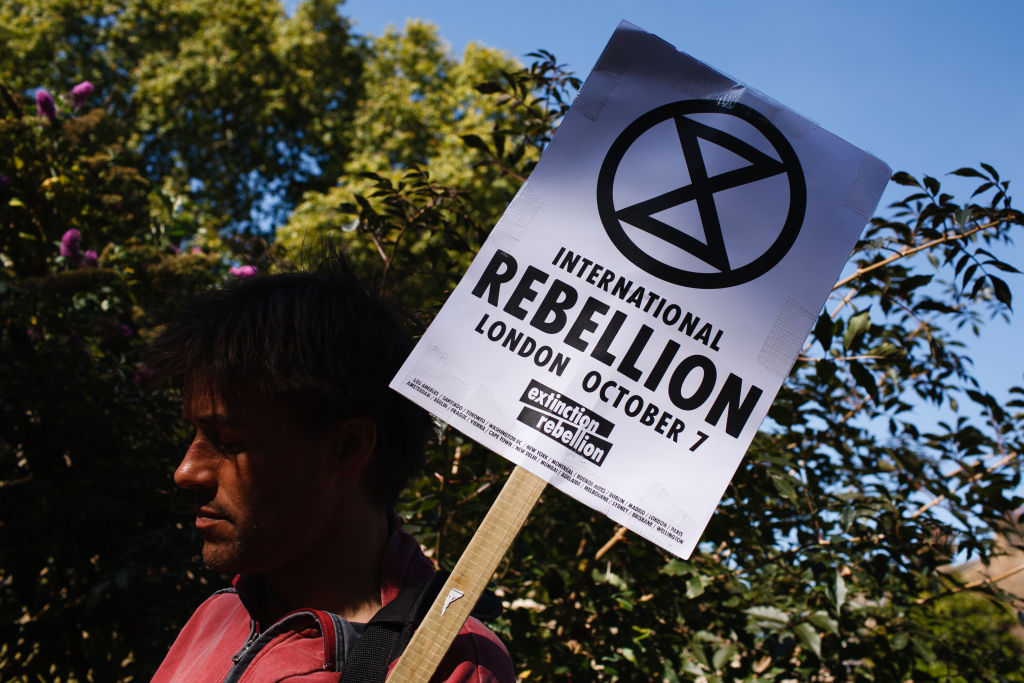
[333,416,377,474]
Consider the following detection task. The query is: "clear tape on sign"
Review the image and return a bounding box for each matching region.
[756,297,817,378]
[576,44,631,121]
[845,154,891,219]
[494,183,543,241]
[411,356,469,405]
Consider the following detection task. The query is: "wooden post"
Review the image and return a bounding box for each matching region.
[387,465,547,682]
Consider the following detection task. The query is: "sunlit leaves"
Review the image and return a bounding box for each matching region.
[4,4,1024,681]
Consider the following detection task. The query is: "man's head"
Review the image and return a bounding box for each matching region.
[146,259,431,572]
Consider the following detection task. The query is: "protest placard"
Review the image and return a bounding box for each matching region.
[387,20,892,682]
[392,20,890,561]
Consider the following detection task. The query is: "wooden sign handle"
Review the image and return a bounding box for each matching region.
[387,465,547,682]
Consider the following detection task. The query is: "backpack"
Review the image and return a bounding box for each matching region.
[338,570,501,682]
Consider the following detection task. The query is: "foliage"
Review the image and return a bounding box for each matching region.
[1,0,364,230]
[0,79,232,679]
[2,3,1023,681]
[275,21,567,318]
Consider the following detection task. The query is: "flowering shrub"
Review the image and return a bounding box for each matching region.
[229,264,258,278]
[70,80,94,109]
[34,88,56,122]
[1,78,252,680]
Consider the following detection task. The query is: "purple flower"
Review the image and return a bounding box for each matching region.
[82,249,98,267]
[70,81,94,109]
[229,265,258,279]
[117,324,133,338]
[0,175,9,189]
[60,229,82,264]
[190,246,204,255]
[27,328,38,341]
[35,89,57,122]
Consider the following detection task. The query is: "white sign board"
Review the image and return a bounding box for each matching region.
[392,21,890,558]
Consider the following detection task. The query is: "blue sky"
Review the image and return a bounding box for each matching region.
[335,0,1023,408]
[340,0,1024,197]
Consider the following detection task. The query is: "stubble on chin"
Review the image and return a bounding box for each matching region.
[201,537,247,574]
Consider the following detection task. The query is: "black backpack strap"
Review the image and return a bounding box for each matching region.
[339,570,504,682]
[339,570,449,682]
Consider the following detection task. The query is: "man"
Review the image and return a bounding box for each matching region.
[147,261,514,682]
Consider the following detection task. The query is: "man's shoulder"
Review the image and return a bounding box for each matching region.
[444,616,516,683]
[151,589,252,683]
[178,587,249,634]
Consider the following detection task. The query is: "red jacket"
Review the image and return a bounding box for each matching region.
[152,523,514,682]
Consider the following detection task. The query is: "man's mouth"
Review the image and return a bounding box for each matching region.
[195,506,230,529]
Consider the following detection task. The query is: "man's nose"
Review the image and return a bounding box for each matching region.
[174,437,216,491]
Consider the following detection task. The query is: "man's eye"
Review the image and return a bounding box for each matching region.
[214,439,245,455]
[194,429,244,455]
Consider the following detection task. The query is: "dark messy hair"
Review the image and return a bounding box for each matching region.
[145,257,431,507]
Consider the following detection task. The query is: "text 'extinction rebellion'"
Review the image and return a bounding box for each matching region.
[516,379,614,466]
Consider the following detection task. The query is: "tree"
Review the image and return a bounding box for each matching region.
[1,0,364,230]
[277,23,576,322]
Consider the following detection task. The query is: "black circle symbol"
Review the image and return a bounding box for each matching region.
[596,100,806,289]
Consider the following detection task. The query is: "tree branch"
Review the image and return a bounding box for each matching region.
[909,450,1021,520]
[832,220,998,291]
[594,526,629,560]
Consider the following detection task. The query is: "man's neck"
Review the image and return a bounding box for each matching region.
[260,507,391,624]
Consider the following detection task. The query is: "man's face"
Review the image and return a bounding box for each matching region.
[176,390,340,575]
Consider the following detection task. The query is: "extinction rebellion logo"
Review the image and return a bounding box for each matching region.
[597,100,806,289]
[516,379,615,466]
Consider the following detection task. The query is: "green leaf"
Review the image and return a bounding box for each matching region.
[813,312,834,350]
[460,134,489,152]
[771,473,797,502]
[808,610,839,635]
[950,167,986,179]
[985,260,1021,273]
[990,276,1012,309]
[891,631,909,650]
[980,162,999,180]
[843,310,870,350]
[971,181,994,198]
[794,622,821,658]
[712,644,738,671]
[891,171,921,187]
[835,572,848,610]
[954,253,971,277]
[661,559,690,576]
[868,342,903,359]
[745,605,790,626]
[849,360,879,403]
[923,175,940,195]
[962,263,978,288]
[913,637,938,664]
[840,507,855,531]
[593,567,629,590]
[492,131,506,158]
[686,575,711,598]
